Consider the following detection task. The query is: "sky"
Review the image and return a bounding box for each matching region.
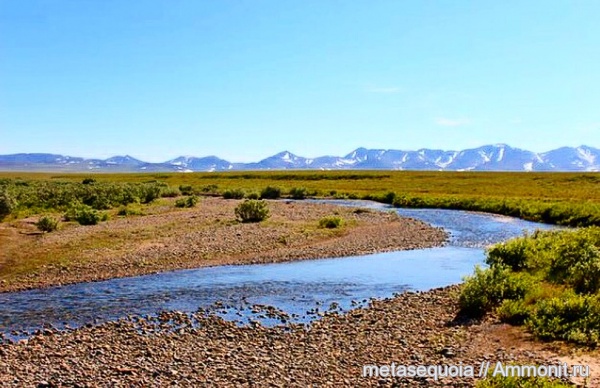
[1,1,599,163]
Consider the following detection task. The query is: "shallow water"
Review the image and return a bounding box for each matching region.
[0,201,557,336]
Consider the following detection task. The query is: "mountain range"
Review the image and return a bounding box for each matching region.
[0,144,598,172]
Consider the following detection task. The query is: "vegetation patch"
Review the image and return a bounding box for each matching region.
[235,199,270,223]
[178,185,194,196]
[175,195,199,208]
[64,203,107,225]
[2,172,599,227]
[260,186,282,199]
[0,189,16,220]
[318,216,344,229]
[35,216,59,233]
[289,187,308,199]
[117,205,144,216]
[222,188,245,199]
[160,186,181,198]
[476,373,573,387]
[460,227,600,346]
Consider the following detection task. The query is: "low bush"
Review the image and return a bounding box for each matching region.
[526,291,600,346]
[200,184,219,193]
[486,237,531,271]
[186,195,199,207]
[81,178,96,185]
[175,195,199,208]
[318,216,344,229]
[289,187,308,199]
[117,205,144,216]
[459,265,534,318]
[235,200,270,223]
[64,203,103,225]
[246,192,260,200]
[0,190,16,220]
[260,186,281,199]
[462,226,600,345]
[485,228,600,294]
[379,191,396,205]
[160,186,181,198]
[497,299,532,325]
[223,188,245,199]
[35,216,59,233]
[387,194,600,227]
[139,184,162,204]
[179,185,194,196]
[476,373,573,387]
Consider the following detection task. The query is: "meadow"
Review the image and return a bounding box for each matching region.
[1,170,599,226]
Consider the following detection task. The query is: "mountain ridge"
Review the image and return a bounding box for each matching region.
[0,144,599,172]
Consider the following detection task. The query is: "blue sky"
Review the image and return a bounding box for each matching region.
[1,1,599,162]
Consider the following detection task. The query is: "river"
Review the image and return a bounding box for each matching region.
[0,201,557,337]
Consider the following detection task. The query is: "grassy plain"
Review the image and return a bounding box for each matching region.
[1,170,599,226]
[0,170,597,200]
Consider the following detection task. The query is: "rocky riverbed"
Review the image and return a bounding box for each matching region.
[0,198,446,292]
[2,285,595,387]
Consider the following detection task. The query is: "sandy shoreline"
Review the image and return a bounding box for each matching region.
[0,198,446,292]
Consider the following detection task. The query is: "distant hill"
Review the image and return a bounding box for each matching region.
[1,144,598,172]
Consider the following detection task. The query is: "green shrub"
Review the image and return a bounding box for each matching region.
[526,290,600,346]
[160,186,181,198]
[186,195,199,207]
[76,208,101,225]
[179,185,194,196]
[82,178,96,185]
[200,184,219,193]
[35,216,59,233]
[64,203,103,225]
[260,186,281,199]
[487,237,530,271]
[0,190,17,220]
[246,192,260,200]
[235,200,270,223]
[382,191,396,204]
[223,188,245,199]
[476,373,573,387]
[486,228,600,294]
[545,229,600,294]
[318,216,344,229]
[385,193,600,227]
[175,195,199,208]
[289,187,308,199]
[497,299,532,325]
[459,265,534,317]
[139,184,162,204]
[117,205,143,216]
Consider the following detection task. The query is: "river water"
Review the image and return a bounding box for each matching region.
[0,201,557,336]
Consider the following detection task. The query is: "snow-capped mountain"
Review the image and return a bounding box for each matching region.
[167,156,232,172]
[104,155,144,166]
[539,146,599,172]
[1,145,599,172]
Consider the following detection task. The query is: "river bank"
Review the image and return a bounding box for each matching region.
[2,285,597,387]
[0,198,446,292]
